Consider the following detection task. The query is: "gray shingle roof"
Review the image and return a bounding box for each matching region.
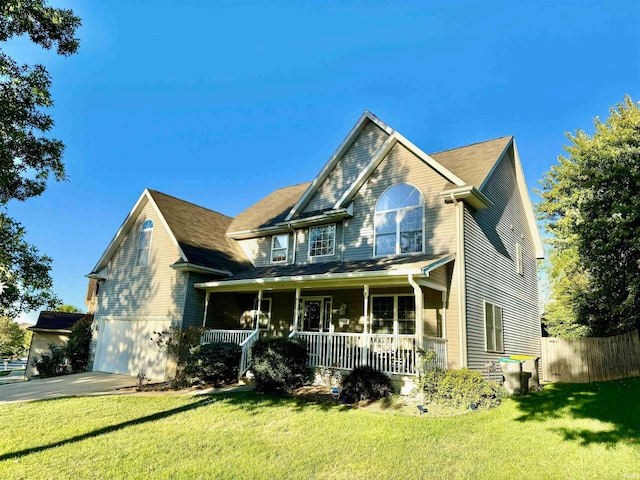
[29,312,93,332]
[224,254,447,281]
[226,136,512,234]
[227,182,311,233]
[148,190,252,274]
[430,136,512,189]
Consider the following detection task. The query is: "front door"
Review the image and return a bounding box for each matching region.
[302,297,332,332]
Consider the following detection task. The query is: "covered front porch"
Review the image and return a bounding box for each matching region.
[195,255,455,378]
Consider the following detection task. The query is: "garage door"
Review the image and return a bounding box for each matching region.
[93,317,172,380]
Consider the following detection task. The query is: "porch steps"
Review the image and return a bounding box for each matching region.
[238,371,255,386]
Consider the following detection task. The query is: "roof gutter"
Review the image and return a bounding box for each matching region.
[194,267,426,290]
[228,206,354,240]
[170,263,232,276]
[421,253,456,276]
[440,186,493,210]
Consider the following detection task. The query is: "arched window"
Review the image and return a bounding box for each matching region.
[136,219,153,267]
[374,184,423,255]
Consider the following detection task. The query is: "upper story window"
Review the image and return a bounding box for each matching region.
[374,184,424,256]
[271,234,289,263]
[136,219,153,267]
[309,224,335,257]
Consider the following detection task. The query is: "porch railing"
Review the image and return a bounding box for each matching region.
[292,332,432,376]
[201,329,254,345]
[238,329,260,377]
[423,336,448,371]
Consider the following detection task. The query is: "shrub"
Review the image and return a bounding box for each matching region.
[65,317,93,372]
[340,366,395,402]
[33,344,67,378]
[251,337,308,393]
[153,326,204,367]
[183,342,241,386]
[419,368,505,409]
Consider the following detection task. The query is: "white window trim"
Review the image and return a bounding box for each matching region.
[484,301,504,353]
[253,298,272,330]
[135,219,153,267]
[370,294,416,336]
[373,183,425,257]
[300,296,333,332]
[308,224,336,258]
[515,243,523,275]
[270,234,289,264]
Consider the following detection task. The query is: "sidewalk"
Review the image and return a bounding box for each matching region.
[0,369,26,385]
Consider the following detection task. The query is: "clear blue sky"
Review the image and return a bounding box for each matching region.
[6,1,640,322]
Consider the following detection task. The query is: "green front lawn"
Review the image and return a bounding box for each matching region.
[1,379,639,479]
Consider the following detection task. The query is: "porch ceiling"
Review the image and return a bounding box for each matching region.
[194,253,453,292]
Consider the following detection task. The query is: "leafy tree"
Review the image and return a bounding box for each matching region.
[0,316,26,359]
[53,304,82,313]
[538,96,640,336]
[0,1,81,317]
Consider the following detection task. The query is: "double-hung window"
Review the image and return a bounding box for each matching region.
[309,224,335,257]
[374,184,424,256]
[371,295,416,335]
[136,219,153,267]
[271,234,289,263]
[485,301,504,352]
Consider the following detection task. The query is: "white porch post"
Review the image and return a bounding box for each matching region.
[409,274,424,349]
[441,290,447,339]
[293,287,301,332]
[256,289,263,331]
[202,290,210,328]
[362,285,370,366]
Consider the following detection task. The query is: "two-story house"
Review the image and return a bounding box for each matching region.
[88,111,543,385]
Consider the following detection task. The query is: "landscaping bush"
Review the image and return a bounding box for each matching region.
[251,337,308,393]
[340,366,394,402]
[419,367,505,409]
[183,342,241,386]
[65,317,93,372]
[33,345,67,378]
[153,326,204,367]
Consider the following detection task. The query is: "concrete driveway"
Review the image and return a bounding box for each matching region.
[0,372,139,404]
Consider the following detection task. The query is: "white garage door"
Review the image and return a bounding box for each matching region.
[94,317,172,380]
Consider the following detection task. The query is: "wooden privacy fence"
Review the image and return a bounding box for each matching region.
[541,330,640,383]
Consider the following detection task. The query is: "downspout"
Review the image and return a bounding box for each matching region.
[341,220,346,262]
[455,199,468,368]
[408,274,424,349]
[288,224,297,265]
[202,290,210,328]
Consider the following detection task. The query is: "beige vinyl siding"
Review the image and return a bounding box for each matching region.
[423,288,444,338]
[95,201,187,321]
[206,292,255,329]
[182,272,222,329]
[343,142,458,261]
[293,223,344,265]
[263,291,296,336]
[463,148,540,378]
[236,235,294,267]
[302,121,389,214]
[27,332,69,377]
